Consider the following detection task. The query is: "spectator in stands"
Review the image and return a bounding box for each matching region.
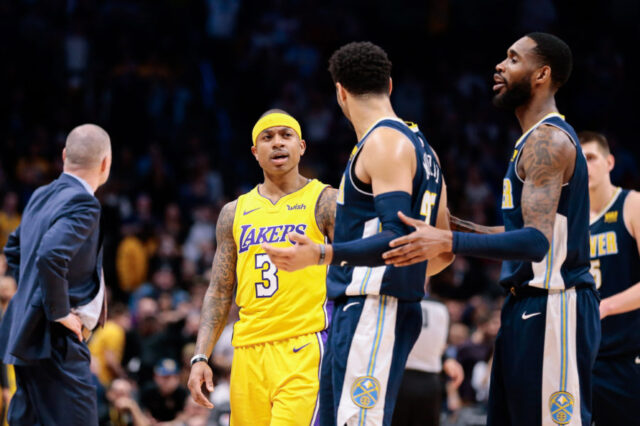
[89,303,132,387]
[0,192,20,251]
[103,378,149,426]
[140,359,188,422]
[0,275,17,422]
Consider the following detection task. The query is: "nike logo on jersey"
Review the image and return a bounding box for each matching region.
[522,311,542,320]
[243,207,260,216]
[293,343,310,353]
[635,356,640,365]
[343,302,360,312]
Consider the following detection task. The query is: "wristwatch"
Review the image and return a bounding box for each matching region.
[190,353,209,366]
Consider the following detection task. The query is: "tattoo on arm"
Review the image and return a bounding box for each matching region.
[315,187,338,242]
[194,200,238,356]
[449,215,504,234]
[518,125,575,244]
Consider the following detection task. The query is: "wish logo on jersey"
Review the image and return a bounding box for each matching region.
[238,223,308,253]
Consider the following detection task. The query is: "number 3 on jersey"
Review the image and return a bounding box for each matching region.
[255,253,279,297]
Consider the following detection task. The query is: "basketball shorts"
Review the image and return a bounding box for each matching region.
[230,332,324,426]
[487,285,600,426]
[592,352,640,425]
[319,294,422,426]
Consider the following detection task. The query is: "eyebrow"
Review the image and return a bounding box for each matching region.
[508,48,520,58]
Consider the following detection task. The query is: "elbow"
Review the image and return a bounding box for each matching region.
[528,229,550,262]
[531,250,547,263]
[36,248,69,274]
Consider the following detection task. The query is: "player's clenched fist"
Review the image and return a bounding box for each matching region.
[188,362,215,409]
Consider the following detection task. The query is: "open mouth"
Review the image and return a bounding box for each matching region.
[270,152,289,165]
[493,74,506,92]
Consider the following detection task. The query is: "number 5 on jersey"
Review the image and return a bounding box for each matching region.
[421,191,438,223]
[255,253,279,297]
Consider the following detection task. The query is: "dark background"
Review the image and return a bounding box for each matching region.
[0,0,638,423]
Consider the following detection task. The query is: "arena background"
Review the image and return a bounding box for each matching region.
[0,1,638,425]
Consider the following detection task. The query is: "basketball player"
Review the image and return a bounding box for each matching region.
[579,131,640,426]
[263,42,453,426]
[382,33,600,425]
[187,110,337,425]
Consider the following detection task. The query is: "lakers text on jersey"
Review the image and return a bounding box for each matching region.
[231,179,329,347]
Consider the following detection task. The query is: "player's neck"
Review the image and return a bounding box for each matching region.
[515,95,558,133]
[260,172,309,203]
[590,180,617,216]
[348,98,397,141]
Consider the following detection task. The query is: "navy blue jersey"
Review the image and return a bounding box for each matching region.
[500,113,594,290]
[327,118,443,301]
[590,188,640,356]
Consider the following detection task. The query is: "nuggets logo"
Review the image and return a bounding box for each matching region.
[238,224,307,253]
[604,211,618,223]
[351,376,380,409]
[549,391,574,425]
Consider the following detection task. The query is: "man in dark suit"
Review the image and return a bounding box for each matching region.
[0,124,112,426]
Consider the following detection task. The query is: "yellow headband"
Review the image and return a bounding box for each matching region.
[251,113,302,145]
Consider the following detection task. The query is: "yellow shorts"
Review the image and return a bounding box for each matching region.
[230,332,323,426]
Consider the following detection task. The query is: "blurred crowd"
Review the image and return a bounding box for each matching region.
[0,0,638,425]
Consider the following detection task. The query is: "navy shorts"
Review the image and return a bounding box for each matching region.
[319,295,422,426]
[592,353,640,425]
[487,285,600,426]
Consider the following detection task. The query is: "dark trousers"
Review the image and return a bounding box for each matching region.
[391,370,441,426]
[8,326,97,426]
[592,353,640,425]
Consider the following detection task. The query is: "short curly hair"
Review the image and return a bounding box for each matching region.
[328,41,392,95]
[526,32,573,89]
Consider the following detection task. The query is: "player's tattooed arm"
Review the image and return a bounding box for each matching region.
[194,200,238,357]
[518,125,576,245]
[315,187,338,242]
[449,216,505,234]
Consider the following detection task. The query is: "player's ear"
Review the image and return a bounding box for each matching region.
[251,145,258,160]
[388,77,393,96]
[62,147,67,163]
[336,83,347,102]
[299,138,306,156]
[535,65,551,87]
[607,154,615,172]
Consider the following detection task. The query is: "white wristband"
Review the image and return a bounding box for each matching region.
[190,353,208,366]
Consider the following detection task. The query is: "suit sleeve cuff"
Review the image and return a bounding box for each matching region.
[44,303,71,322]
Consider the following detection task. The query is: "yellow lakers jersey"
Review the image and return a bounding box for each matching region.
[232,179,329,347]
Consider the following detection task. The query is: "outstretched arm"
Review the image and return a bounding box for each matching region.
[382,178,455,274]
[449,216,504,234]
[600,191,640,318]
[188,200,238,409]
[263,127,419,271]
[381,125,574,266]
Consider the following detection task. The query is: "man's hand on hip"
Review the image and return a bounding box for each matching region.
[55,312,83,341]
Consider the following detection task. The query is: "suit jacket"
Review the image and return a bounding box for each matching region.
[0,173,103,364]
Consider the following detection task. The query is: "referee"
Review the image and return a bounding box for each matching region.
[392,297,463,426]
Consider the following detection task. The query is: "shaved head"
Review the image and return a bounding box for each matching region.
[64,124,111,169]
